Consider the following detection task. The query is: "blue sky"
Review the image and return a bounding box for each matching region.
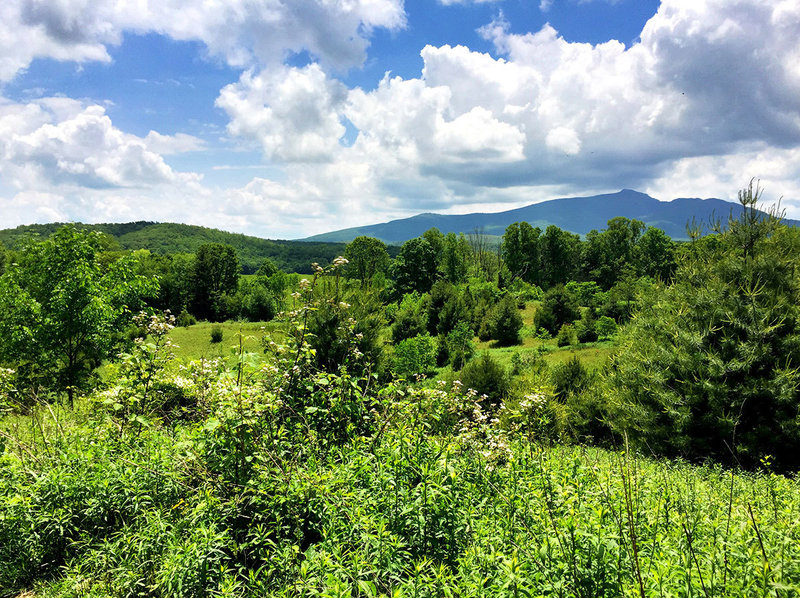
[1,0,798,238]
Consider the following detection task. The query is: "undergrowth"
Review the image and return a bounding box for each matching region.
[2,262,799,597]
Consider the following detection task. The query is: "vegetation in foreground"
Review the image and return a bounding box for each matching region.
[2,182,800,596]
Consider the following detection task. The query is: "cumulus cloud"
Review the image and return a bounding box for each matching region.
[4,0,800,237]
[0,0,406,81]
[209,0,800,232]
[0,98,201,190]
[216,65,348,163]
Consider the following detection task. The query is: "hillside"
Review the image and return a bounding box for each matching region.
[0,221,360,274]
[302,189,795,243]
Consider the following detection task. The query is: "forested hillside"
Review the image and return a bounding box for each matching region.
[0,221,369,274]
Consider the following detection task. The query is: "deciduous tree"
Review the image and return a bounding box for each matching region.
[0,226,155,405]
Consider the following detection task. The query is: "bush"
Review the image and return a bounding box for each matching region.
[595,315,617,339]
[536,285,580,335]
[575,309,598,343]
[556,324,576,347]
[391,292,428,344]
[445,320,475,370]
[176,308,197,327]
[210,325,224,343]
[551,355,592,401]
[458,352,509,408]
[487,295,523,346]
[393,334,438,377]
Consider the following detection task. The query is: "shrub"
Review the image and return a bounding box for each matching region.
[393,334,438,377]
[551,355,592,401]
[210,325,224,343]
[607,182,800,470]
[536,285,580,335]
[458,352,509,408]
[556,324,576,347]
[445,320,475,370]
[391,292,428,344]
[595,315,617,339]
[575,309,598,343]
[487,295,523,346]
[176,308,197,327]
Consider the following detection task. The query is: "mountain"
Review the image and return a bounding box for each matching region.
[303,189,793,244]
[0,221,375,274]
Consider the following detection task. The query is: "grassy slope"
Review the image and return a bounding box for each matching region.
[2,403,798,596]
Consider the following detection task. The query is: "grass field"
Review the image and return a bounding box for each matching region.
[168,320,282,362]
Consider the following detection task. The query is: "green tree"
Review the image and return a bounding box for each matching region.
[539,225,581,288]
[502,222,541,285]
[459,352,509,408]
[391,292,428,344]
[391,237,438,297]
[607,182,800,470]
[192,243,239,320]
[344,236,391,288]
[634,226,676,281]
[582,217,645,289]
[536,285,580,335]
[0,226,155,405]
[441,232,470,284]
[487,295,523,346]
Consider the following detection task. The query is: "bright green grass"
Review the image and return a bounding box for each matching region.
[476,336,617,370]
[168,320,283,362]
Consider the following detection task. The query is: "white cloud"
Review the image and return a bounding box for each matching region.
[216,65,348,163]
[0,98,201,190]
[4,0,800,238]
[0,0,406,81]
[144,131,206,155]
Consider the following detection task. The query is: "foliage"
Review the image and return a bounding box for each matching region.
[298,259,386,378]
[445,320,476,370]
[210,325,224,344]
[486,295,524,346]
[458,351,509,408]
[390,237,439,297]
[556,323,577,347]
[537,284,580,335]
[502,221,541,284]
[550,355,594,402]
[98,311,194,429]
[192,243,240,321]
[582,217,644,289]
[390,292,428,344]
[595,315,617,339]
[0,226,155,406]
[635,225,677,281]
[441,232,470,284]
[344,236,391,288]
[539,225,581,287]
[0,220,365,274]
[393,334,438,378]
[575,308,598,343]
[608,182,800,470]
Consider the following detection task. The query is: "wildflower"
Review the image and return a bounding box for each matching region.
[332,256,349,267]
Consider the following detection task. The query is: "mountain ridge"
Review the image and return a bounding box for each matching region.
[303,189,789,244]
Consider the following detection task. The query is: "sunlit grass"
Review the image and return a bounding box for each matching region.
[168,320,283,362]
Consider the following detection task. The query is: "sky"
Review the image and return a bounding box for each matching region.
[1,0,799,239]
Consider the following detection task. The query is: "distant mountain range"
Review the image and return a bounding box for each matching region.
[303,189,794,244]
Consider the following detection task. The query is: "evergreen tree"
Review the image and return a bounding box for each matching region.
[608,182,800,470]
